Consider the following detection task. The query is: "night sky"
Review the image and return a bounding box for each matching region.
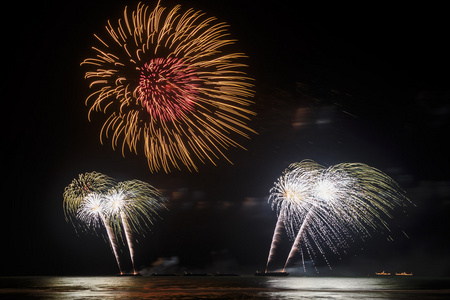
[4,0,449,276]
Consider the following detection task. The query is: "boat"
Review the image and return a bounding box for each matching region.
[375,271,391,276]
[151,273,178,276]
[116,273,142,276]
[395,272,413,276]
[255,271,289,277]
[214,272,240,276]
[183,272,211,276]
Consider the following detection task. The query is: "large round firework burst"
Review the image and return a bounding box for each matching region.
[81,1,255,173]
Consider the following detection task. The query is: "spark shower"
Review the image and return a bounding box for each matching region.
[265,160,411,273]
[63,172,166,274]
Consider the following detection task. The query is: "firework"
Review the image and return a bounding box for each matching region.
[265,160,323,271]
[106,180,166,274]
[266,160,411,272]
[63,171,116,225]
[81,1,255,173]
[64,173,166,274]
[76,193,123,273]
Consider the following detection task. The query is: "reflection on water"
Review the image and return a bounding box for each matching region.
[264,277,450,299]
[1,276,449,299]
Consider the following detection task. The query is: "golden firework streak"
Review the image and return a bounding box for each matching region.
[81,1,255,172]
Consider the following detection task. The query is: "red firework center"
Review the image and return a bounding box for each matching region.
[137,57,200,122]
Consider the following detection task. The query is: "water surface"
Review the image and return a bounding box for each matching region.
[1,276,449,299]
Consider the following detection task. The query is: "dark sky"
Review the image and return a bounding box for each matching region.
[4,1,449,276]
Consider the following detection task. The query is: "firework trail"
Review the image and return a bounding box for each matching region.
[265,217,284,273]
[76,193,123,273]
[267,160,411,272]
[81,1,255,173]
[283,208,317,272]
[265,160,323,271]
[107,180,166,274]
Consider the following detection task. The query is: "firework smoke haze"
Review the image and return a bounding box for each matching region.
[266,160,411,272]
[81,1,255,173]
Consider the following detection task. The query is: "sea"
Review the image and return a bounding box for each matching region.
[1,275,449,299]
